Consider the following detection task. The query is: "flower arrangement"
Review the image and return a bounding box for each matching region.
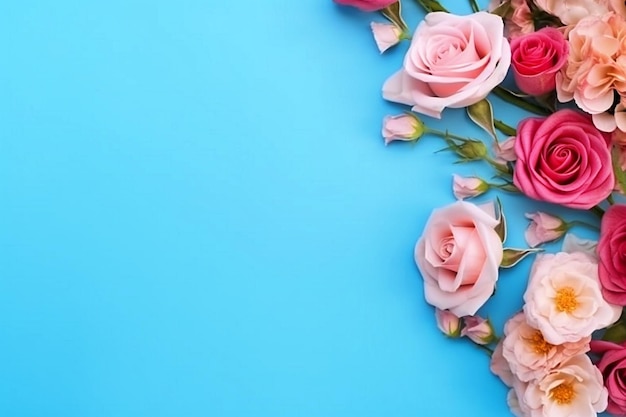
[334,0,626,416]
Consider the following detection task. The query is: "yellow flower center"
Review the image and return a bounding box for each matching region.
[555,287,578,313]
[527,330,554,355]
[550,382,575,405]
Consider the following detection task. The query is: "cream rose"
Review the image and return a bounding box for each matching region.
[523,252,620,345]
[383,12,511,118]
[414,201,503,317]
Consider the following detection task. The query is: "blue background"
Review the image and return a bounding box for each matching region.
[0,1,602,416]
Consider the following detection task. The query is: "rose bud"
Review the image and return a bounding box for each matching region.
[333,0,397,12]
[435,308,461,338]
[370,22,403,53]
[462,316,496,345]
[524,212,568,247]
[382,113,425,145]
[452,175,490,200]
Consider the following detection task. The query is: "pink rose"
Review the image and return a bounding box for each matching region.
[598,204,626,305]
[510,28,568,96]
[383,12,511,118]
[333,0,396,12]
[590,340,626,415]
[513,109,614,210]
[414,201,503,317]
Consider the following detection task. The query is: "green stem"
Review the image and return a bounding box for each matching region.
[590,205,605,218]
[426,128,468,142]
[413,0,449,13]
[608,194,616,205]
[568,220,600,232]
[474,343,494,357]
[494,119,517,136]
[492,86,551,116]
[469,0,480,12]
[484,156,511,175]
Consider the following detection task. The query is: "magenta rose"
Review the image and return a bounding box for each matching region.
[414,201,503,317]
[383,12,511,118]
[510,27,568,95]
[333,0,396,12]
[513,109,614,209]
[598,204,626,305]
[591,340,626,415]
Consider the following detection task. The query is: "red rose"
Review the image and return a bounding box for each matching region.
[510,27,568,96]
[598,204,626,305]
[333,0,397,12]
[513,109,614,209]
[591,340,626,415]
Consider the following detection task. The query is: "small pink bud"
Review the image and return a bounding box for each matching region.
[435,308,461,338]
[370,22,403,53]
[524,212,568,247]
[382,114,425,145]
[493,137,517,164]
[461,316,496,345]
[452,175,489,200]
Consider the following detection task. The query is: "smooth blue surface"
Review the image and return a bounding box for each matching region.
[0,1,602,416]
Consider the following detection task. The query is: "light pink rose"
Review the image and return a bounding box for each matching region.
[381,113,425,145]
[414,200,504,317]
[383,12,511,118]
[524,252,620,345]
[557,14,626,117]
[517,354,608,417]
[524,212,567,248]
[333,0,396,12]
[590,340,626,415]
[501,312,590,382]
[597,204,626,305]
[461,315,495,345]
[370,22,402,53]
[510,28,568,96]
[434,308,461,337]
[513,109,614,210]
[452,175,489,200]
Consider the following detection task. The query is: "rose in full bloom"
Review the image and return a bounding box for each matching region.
[510,27,568,96]
[501,312,590,382]
[524,252,620,344]
[513,109,614,210]
[557,13,626,120]
[590,340,626,415]
[512,354,608,417]
[383,12,511,118]
[598,204,626,305]
[333,0,396,12]
[414,201,503,317]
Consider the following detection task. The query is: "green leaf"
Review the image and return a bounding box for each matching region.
[500,248,542,268]
[380,1,408,32]
[494,197,506,243]
[612,145,626,195]
[490,0,512,18]
[467,99,498,144]
[603,319,626,343]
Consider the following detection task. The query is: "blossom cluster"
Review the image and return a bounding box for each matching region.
[334,0,626,416]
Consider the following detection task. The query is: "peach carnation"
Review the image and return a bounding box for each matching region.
[557,13,626,120]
